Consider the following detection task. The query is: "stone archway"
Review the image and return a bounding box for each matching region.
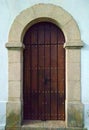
[6,3,84,130]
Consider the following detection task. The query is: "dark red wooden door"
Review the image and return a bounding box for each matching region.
[23,22,65,120]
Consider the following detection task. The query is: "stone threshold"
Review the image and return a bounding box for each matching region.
[22,120,66,128]
[22,128,87,130]
[21,120,87,130]
[6,127,87,130]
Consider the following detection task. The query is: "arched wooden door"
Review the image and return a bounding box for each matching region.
[23,22,65,120]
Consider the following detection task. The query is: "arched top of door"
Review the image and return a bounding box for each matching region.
[6,3,83,49]
[23,22,65,46]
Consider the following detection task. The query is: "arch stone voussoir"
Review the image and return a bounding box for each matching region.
[7,3,83,48]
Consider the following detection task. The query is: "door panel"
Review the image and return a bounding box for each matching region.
[38,25,44,44]
[50,24,57,44]
[23,22,65,120]
[51,92,57,119]
[45,24,50,44]
[45,45,50,68]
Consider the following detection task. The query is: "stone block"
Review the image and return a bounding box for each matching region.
[9,63,22,81]
[66,62,80,80]
[6,126,21,130]
[8,21,23,42]
[67,103,84,127]
[9,81,21,100]
[63,19,81,41]
[52,6,72,26]
[66,49,80,63]
[66,128,87,130]
[22,128,65,130]
[8,49,22,63]
[6,102,22,127]
[67,80,80,101]
[21,127,87,130]
[64,41,83,49]
[15,6,35,27]
[32,4,55,19]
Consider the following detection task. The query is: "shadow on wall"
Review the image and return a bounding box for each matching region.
[82,42,89,50]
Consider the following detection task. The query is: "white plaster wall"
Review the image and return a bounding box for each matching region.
[0,0,89,129]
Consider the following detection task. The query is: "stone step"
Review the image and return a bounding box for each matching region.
[22,127,87,130]
[6,126,87,130]
[21,121,87,130]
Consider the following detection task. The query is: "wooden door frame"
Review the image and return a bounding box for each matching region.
[6,3,84,130]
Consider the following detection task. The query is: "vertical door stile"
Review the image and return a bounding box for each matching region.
[44,23,51,120]
[30,34,32,119]
[38,24,45,120]
[43,24,45,120]
[57,28,58,120]
[49,25,52,119]
[50,25,58,120]
[37,25,39,119]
